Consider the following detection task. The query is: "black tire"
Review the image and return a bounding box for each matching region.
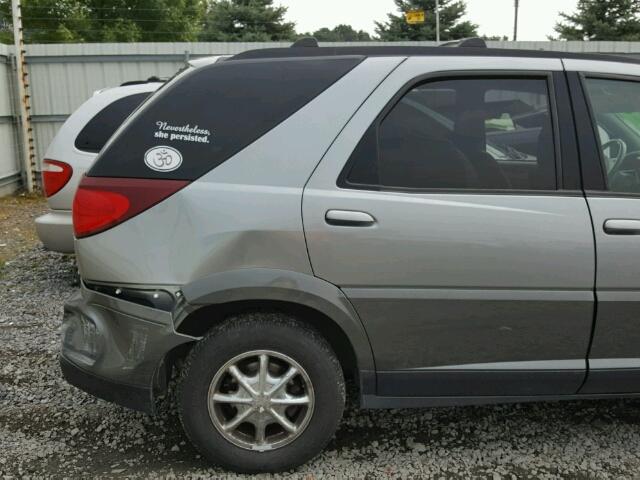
[178,312,345,473]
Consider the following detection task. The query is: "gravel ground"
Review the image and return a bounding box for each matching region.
[3,202,640,478]
[0,193,47,266]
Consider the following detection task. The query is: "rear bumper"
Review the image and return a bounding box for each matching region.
[60,283,195,413]
[35,210,74,253]
[60,356,153,413]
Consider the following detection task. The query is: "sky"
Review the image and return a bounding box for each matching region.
[280,0,580,41]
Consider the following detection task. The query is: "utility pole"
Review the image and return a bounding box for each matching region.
[513,0,520,41]
[435,0,440,43]
[11,0,36,193]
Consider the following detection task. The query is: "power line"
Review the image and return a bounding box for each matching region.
[20,5,188,11]
[23,16,202,23]
[23,28,200,33]
[22,17,289,26]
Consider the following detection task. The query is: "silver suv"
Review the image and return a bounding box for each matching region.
[61,41,640,473]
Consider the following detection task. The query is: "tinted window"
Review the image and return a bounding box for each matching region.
[75,93,151,153]
[343,77,557,191]
[584,77,640,194]
[88,57,362,180]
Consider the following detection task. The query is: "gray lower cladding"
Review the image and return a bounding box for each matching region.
[587,291,640,361]
[377,366,586,397]
[370,358,640,404]
[343,287,594,397]
[361,391,640,409]
[61,284,196,413]
[581,358,640,394]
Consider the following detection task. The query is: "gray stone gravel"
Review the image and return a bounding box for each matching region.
[3,247,640,479]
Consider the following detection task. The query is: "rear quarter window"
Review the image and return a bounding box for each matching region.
[87,56,363,180]
[74,92,151,153]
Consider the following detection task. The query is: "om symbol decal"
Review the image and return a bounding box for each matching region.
[144,146,183,172]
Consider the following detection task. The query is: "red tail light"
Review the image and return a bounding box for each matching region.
[72,177,189,238]
[42,159,73,197]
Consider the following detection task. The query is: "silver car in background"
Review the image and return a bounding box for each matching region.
[36,81,161,252]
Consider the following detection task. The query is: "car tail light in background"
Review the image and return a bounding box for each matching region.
[42,159,73,197]
[72,176,189,238]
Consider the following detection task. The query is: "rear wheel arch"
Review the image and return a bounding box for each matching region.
[174,268,375,389]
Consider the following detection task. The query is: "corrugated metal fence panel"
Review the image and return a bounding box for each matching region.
[486,40,640,52]
[0,122,20,180]
[13,40,640,174]
[0,62,13,117]
[28,60,184,114]
[0,45,19,182]
[32,121,65,164]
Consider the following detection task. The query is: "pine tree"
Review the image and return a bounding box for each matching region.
[375,0,477,41]
[554,0,640,40]
[200,0,295,42]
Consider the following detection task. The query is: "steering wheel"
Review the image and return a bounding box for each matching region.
[601,138,627,174]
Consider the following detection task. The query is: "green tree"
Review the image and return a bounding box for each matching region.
[375,0,477,41]
[0,0,206,43]
[0,23,10,43]
[0,0,87,43]
[200,0,295,42]
[482,35,508,41]
[554,0,640,40]
[305,24,371,42]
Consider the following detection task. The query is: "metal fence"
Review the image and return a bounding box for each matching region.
[2,40,640,195]
[0,43,20,195]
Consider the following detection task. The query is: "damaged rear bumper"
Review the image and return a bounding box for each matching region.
[60,283,195,413]
[60,355,154,413]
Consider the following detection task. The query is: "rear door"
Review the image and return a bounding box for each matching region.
[565,60,640,394]
[303,56,595,398]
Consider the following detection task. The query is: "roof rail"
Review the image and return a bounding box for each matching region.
[440,37,487,48]
[291,37,319,48]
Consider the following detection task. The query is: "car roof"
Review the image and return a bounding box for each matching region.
[232,45,640,66]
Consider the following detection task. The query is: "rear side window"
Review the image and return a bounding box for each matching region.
[583,77,640,194]
[342,76,557,191]
[74,93,151,153]
[88,57,362,180]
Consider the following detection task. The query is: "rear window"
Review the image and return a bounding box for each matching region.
[88,56,363,180]
[75,92,151,153]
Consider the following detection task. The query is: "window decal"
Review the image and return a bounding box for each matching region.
[144,146,183,172]
[154,121,211,144]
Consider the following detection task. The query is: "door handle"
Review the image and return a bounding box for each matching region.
[603,219,640,235]
[325,210,376,227]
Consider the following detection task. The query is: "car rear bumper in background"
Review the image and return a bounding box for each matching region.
[35,210,74,253]
[60,283,195,413]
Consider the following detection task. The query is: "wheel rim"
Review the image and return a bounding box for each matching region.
[207,349,315,452]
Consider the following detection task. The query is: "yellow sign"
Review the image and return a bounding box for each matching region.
[405,10,426,24]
